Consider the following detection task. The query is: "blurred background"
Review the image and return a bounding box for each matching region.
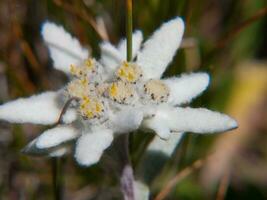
[0,0,267,199]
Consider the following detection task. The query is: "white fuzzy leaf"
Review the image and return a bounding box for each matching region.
[144,105,237,134]
[164,73,210,105]
[117,30,143,60]
[75,129,113,166]
[148,132,183,156]
[110,108,143,134]
[36,125,79,149]
[0,91,76,125]
[100,42,123,71]
[137,17,184,79]
[42,21,89,74]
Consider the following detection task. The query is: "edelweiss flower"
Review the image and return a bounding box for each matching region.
[0,17,237,166]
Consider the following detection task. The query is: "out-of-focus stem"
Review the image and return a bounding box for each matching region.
[155,154,214,200]
[120,132,135,200]
[53,0,109,40]
[216,6,267,49]
[216,171,230,200]
[51,157,64,200]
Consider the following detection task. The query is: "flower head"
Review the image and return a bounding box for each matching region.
[0,17,237,166]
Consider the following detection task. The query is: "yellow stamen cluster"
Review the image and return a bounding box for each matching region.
[70,58,96,78]
[67,79,90,99]
[116,61,142,83]
[67,57,170,122]
[108,81,135,104]
[68,58,107,121]
[70,64,83,77]
[84,58,95,70]
[143,79,170,103]
[79,96,105,119]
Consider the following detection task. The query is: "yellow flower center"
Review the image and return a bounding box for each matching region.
[84,58,94,69]
[67,79,90,99]
[69,58,96,78]
[108,81,135,104]
[143,79,170,103]
[79,96,105,119]
[116,61,142,83]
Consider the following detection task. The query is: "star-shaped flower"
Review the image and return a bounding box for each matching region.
[0,17,237,166]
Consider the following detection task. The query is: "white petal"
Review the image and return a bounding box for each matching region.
[117,30,143,60]
[145,105,238,134]
[36,125,79,149]
[164,73,210,105]
[110,108,143,134]
[42,21,89,73]
[148,132,183,156]
[0,91,76,125]
[100,42,123,71]
[137,17,184,79]
[75,129,113,166]
[134,181,149,200]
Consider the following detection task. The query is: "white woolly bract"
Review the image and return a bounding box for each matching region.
[0,91,75,125]
[110,108,143,134]
[118,30,143,60]
[148,132,183,156]
[100,42,123,71]
[164,73,210,105]
[75,129,113,166]
[145,105,237,134]
[144,119,171,139]
[100,31,143,71]
[36,125,79,149]
[134,181,149,200]
[137,17,184,79]
[61,109,77,124]
[42,21,89,73]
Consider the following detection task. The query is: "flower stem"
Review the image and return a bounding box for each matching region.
[120,1,135,199]
[126,0,133,61]
[120,134,135,200]
[51,157,64,200]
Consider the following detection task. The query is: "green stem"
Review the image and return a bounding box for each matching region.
[126,0,133,61]
[120,1,135,199]
[51,157,64,200]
